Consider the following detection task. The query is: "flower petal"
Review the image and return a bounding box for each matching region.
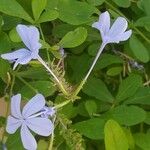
[16,25,41,53]
[1,49,30,61]
[6,116,22,134]
[109,17,128,37]
[41,106,56,118]
[11,94,22,118]
[21,124,37,150]
[108,30,132,43]
[92,11,110,34]
[92,11,110,41]
[13,52,32,70]
[117,30,132,41]
[22,94,45,118]
[26,117,54,136]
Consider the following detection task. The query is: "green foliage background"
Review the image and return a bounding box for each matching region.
[0,0,150,149]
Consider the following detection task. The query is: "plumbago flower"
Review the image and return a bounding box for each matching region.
[92,11,132,44]
[1,25,42,70]
[83,11,132,81]
[6,94,55,150]
[1,24,68,96]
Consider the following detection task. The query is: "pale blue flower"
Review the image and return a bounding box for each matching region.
[41,106,56,118]
[83,11,132,81]
[92,11,132,44]
[1,25,42,70]
[6,94,54,150]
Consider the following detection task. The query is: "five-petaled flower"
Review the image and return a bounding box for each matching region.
[6,94,54,150]
[92,11,132,44]
[1,24,41,70]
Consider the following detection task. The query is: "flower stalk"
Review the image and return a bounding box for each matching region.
[37,56,69,96]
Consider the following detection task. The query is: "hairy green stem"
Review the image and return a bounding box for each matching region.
[55,100,71,109]
[37,56,69,96]
[48,116,56,150]
[38,25,69,96]
[2,73,16,143]
[55,43,106,109]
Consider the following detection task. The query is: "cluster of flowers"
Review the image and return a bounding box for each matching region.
[1,11,132,150]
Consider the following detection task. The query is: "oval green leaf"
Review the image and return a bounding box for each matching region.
[104,120,129,150]
[59,27,87,48]
[129,35,149,63]
[73,118,105,140]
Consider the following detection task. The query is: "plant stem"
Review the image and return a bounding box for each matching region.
[2,73,16,143]
[38,25,69,96]
[73,42,106,97]
[84,43,106,81]
[55,100,71,109]
[37,56,68,96]
[55,43,106,109]
[48,116,56,150]
[39,24,51,63]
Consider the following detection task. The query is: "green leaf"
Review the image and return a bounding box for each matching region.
[129,35,149,63]
[37,140,48,150]
[0,116,5,127]
[116,74,142,102]
[73,118,105,140]
[86,26,101,41]
[83,77,114,103]
[139,15,150,30]
[59,27,87,48]
[105,105,146,126]
[55,95,77,119]
[2,15,22,31]
[94,54,123,70]
[113,0,131,8]
[52,23,76,38]
[0,32,11,54]
[134,132,150,150]
[125,87,150,105]
[106,66,122,76]
[0,0,33,23]
[37,10,58,23]
[46,0,98,25]
[32,0,47,21]
[0,59,10,82]
[137,0,150,16]
[17,67,49,80]
[144,112,150,125]
[85,100,97,116]
[67,53,92,82]
[0,15,3,30]
[40,39,51,49]
[88,42,100,56]
[20,81,56,99]
[6,130,24,150]
[104,119,129,150]
[87,0,105,6]
[135,16,150,27]
[123,128,135,150]
[9,27,21,42]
